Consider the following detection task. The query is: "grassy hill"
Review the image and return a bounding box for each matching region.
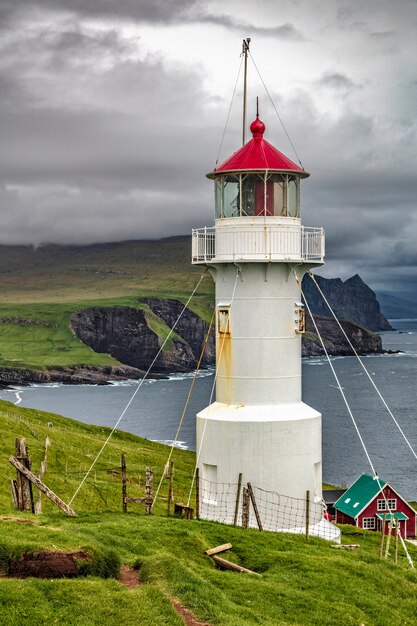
[0,238,207,304]
[0,238,214,371]
[1,401,417,625]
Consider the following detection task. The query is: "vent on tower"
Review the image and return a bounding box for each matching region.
[295,302,305,334]
[217,306,231,335]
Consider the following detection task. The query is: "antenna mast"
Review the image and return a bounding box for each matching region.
[242,38,251,146]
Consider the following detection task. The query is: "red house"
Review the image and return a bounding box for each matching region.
[333,473,416,538]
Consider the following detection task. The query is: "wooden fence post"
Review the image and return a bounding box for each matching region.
[35,437,50,515]
[195,467,200,520]
[247,482,263,531]
[385,515,394,559]
[305,490,310,542]
[242,487,250,529]
[15,438,33,513]
[121,453,127,513]
[145,467,153,515]
[233,473,243,526]
[9,456,76,516]
[379,513,387,559]
[10,480,18,508]
[167,461,174,517]
[395,522,399,564]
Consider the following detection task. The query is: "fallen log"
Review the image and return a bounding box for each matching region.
[9,456,76,517]
[330,544,360,550]
[211,555,261,576]
[204,543,233,556]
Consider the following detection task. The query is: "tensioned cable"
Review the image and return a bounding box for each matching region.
[307,271,417,463]
[305,271,414,566]
[151,310,215,509]
[186,267,240,507]
[296,269,413,566]
[248,50,304,170]
[215,54,244,165]
[292,269,377,475]
[68,271,208,507]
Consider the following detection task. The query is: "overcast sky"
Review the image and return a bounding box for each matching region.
[1,0,416,295]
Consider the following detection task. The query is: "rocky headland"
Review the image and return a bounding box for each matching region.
[0,275,394,387]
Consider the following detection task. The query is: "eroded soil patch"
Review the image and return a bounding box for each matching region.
[8,550,90,578]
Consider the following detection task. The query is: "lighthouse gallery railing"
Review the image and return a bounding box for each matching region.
[192,225,324,263]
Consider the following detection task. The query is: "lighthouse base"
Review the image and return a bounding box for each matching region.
[196,401,340,543]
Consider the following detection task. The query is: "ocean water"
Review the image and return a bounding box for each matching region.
[2,319,417,498]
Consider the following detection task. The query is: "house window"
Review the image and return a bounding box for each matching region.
[377,498,397,511]
[362,517,376,529]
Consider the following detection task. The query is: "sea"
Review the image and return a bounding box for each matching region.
[1,319,417,498]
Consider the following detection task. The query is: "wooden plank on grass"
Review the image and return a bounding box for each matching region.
[211,555,261,576]
[9,456,76,517]
[205,543,233,556]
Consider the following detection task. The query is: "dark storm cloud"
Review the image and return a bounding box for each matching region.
[1,0,303,39]
[0,1,416,297]
[0,19,221,244]
[317,72,358,91]
[191,13,303,39]
[1,0,198,24]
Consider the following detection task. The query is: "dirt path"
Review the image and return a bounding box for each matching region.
[117,567,209,625]
[171,598,210,626]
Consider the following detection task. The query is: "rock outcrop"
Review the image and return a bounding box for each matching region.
[0,365,165,388]
[71,301,214,374]
[141,298,215,367]
[302,314,383,357]
[302,274,392,331]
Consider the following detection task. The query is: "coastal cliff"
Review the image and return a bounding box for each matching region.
[69,298,383,375]
[71,300,215,374]
[302,274,392,331]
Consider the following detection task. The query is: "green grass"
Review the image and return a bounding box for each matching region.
[0,400,196,513]
[1,401,417,625]
[0,238,213,304]
[0,238,214,371]
[0,292,213,371]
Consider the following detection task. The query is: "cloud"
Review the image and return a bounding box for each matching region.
[317,71,358,91]
[2,0,199,25]
[191,12,304,39]
[0,1,416,297]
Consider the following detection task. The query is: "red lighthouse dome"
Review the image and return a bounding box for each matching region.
[207,114,308,219]
[207,116,309,179]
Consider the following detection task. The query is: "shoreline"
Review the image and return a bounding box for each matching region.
[0,348,403,389]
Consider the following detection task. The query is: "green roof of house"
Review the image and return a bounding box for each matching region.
[333,473,387,519]
[376,512,408,521]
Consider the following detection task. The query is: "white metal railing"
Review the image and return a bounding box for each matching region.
[192,224,324,263]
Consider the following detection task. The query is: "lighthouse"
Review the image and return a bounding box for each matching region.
[191,107,339,541]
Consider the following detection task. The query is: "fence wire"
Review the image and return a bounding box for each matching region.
[195,478,339,542]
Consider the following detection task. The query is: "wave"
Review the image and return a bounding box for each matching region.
[167,369,215,381]
[150,439,189,450]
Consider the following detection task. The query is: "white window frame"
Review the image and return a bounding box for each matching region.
[362,517,376,529]
[377,498,397,511]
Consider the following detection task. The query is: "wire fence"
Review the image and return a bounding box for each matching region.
[195,478,339,542]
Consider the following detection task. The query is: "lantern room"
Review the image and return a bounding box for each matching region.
[192,114,324,265]
[208,115,308,220]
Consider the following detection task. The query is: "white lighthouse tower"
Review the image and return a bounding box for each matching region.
[191,107,339,540]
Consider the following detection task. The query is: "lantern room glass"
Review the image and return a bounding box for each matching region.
[214,172,300,218]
